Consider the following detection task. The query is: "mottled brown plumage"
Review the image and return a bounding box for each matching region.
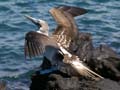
[25,5,87,58]
[24,6,103,80]
[50,6,87,51]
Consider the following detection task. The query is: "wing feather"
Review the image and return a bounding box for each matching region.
[56,5,88,17]
[50,6,86,50]
[24,31,58,59]
[31,42,36,56]
[63,54,104,80]
[71,60,103,79]
[49,8,73,50]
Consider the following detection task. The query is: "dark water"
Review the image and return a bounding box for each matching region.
[0,0,120,89]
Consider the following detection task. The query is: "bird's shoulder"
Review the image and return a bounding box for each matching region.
[25,31,49,40]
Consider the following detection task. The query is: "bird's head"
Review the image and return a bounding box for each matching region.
[25,15,49,35]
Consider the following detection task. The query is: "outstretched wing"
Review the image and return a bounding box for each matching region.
[56,5,88,17]
[24,31,58,59]
[49,6,87,50]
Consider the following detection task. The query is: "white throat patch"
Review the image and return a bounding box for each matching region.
[37,30,48,36]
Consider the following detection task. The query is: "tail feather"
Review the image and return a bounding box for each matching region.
[59,45,103,80]
[70,59,104,80]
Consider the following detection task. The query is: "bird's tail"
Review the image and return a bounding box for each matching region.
[69,58,104,80]
[59,45,103,80]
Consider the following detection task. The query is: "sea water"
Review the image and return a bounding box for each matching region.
[0,0,120,89]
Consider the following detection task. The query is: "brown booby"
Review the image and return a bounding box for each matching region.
[24,6,87,62]
[24,6,103,79]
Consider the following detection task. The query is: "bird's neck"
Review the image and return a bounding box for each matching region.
[37,28,49,36]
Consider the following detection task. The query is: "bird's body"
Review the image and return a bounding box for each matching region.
[24,6,103,80]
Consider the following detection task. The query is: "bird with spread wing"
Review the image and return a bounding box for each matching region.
[24,6,103,80]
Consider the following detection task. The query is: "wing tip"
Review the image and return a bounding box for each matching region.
[53,5,88,17]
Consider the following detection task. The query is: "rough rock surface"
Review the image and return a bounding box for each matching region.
[30,32,120,90]
[30,65,120,90]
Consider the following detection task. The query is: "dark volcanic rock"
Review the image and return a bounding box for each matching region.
[30,66,120,90]
[69,32,93,63]
[30,32,120,90]
[90,44,120,81]
[69,32,120,80]
[96,79,120,90]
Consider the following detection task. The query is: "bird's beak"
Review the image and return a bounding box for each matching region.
[25,15,41,27]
